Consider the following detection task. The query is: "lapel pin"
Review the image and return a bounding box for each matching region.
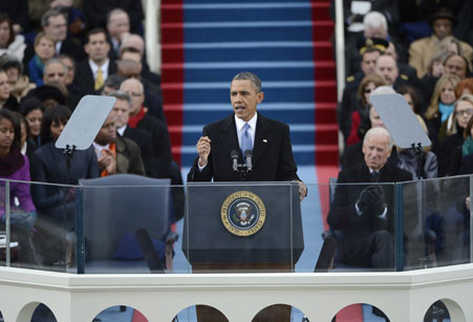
[263,139,268,143]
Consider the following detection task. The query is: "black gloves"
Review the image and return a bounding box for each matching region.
[357,185,386,217]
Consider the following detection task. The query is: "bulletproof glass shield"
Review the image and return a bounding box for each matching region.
[55,95,116,150]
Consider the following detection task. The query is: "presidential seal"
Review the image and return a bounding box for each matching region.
[220,191,266,237]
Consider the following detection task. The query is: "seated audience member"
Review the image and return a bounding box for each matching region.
[43,59,67,86]
[424,74,461,149]
[1,57,35,101]
[73,28,117,100]
[0,68,18,111]
[409,7,473,79]
[27,33,55,87]
[0,14,26,62]
[443,53,470,80]
[339,46,383,141]
[459,116,473,173]
[118,47,165,123]
[101,73,125,95]
[106,8,131,58]
[119,78,172,178]
[93,111,145,176]
[346,73,385,146]
[328,127,412,268]
[19,97,44,147]
[49,0,87,40]
[83,1,144,35]
[30,105,99,266]
[120,33,162,87]
[437,95,473,176]
[0,109,38,264]
[375,54,408,89]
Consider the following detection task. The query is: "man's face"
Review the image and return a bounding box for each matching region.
[43,62,67,85]
[121,51,141,64]
[362,132,391,171]
[230,79,263,122]
[361,51,380,75]
[107,12,130,39]
[44,14,67,42]
[111,98,130,127]
[95,114,117,145]
[85,32,110,64]
[117,59,141,79]
[120,79,144,115]
[376,55,398,85]
[433,18,452,40]
[445,55,467,79]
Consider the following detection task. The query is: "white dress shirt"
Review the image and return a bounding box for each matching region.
[88,59,110,82]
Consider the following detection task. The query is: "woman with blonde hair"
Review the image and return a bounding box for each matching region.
[425,74,461,149]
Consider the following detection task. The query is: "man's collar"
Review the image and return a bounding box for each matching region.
[88,58,110,72]
[234,113,257,131]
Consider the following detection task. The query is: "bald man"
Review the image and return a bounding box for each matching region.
[328,127,412,269]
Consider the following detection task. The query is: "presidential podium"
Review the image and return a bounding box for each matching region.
[182,181,304,272]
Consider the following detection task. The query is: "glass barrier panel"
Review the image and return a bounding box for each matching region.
[403,175,472,269]
[79,180,173,274]
[183,182,298,273]
[312,180,397,272]
[6,180,76,272]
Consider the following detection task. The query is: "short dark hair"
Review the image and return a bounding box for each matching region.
[0,109,21,151]
[86,28,108,44]
[41,105,71,144]
[103,74,125,90]
[19,97,45,117]
[232,72,262,92]
[119,46,141,59]
[1,57,23,75]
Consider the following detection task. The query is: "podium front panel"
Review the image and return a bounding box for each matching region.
[182,182,304,269]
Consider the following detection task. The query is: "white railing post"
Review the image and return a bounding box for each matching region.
[144,0,161,74]
[334,0,345,102]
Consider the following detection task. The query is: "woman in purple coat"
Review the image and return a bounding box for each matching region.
[0,108,37,263]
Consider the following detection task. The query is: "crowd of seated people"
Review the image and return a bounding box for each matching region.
[333,2,473,277]
[0,1,180,275]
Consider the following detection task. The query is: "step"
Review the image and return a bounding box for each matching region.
[161,82,316,104]
[313,80,337,102]
[162,62,316,83]
[162,41,333,63]
[315,144,339,165]
[162,22,316,44]
[162,4,312,23]
[312,21,334,42]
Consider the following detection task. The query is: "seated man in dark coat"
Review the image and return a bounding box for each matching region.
[328,127,412,268]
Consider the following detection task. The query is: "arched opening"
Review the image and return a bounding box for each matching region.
[172,304,228,322]
[93,305,148,322]
[252,303,308,322]
[331,303,390,321]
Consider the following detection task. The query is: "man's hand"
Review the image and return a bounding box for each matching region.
[98,149,117,174]
[297,181,307,201]
[196,136,211,167]
[358,185,386,216]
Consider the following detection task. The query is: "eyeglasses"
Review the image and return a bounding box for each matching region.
[457,109,473,117]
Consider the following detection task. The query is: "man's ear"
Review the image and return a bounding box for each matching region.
[256,91,264,104]
[84,43,90,55]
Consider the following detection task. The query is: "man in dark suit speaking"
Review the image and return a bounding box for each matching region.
[187,72,307,200]
[328,127,412,268]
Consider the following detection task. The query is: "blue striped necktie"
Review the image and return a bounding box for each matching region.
[240,122,252,153]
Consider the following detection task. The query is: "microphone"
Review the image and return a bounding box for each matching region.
[244,149,253,172]
[231,150,239,172]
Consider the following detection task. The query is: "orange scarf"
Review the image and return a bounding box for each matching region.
[100,143,116,177]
